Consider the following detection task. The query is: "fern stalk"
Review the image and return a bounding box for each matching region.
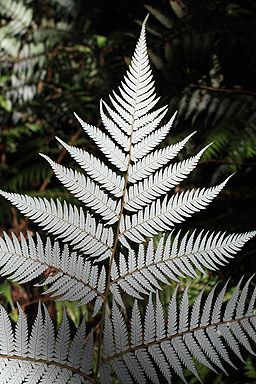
[102,313,255,364]
[95,17,150,379]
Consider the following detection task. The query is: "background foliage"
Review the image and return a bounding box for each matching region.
[0,0,256,382]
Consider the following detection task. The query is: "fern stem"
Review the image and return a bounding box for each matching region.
[0,354,94,382]
[3,249,104,300]
[94,32,144,378]
[94,151,131,381]
[190,84,256,97]
[102,313,256,363]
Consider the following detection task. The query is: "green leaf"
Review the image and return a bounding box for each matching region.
[96,35,107,48]
[0,95,12,112]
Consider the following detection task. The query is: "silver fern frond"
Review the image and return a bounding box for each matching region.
[55,136,124,197]
[0,16,255,383]
[0,303,93,383]
[110,230,256,302]
[0,191,113,259]
[120,175,232,245]
[0,231,105,313]
[103,278,256,384]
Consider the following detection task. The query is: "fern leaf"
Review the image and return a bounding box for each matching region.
[123,352,147,384]
[106,18,158,129]
[40,154,120,224]
[98,15,164,171]
[100,100,132,136]
[112,359,133,384]
[0,0,32,37]
[42,303,55,361]
[131,116,175,162]
[55,309,70,364]
[100,100,129,151]
[120,176,232,244]
[99,365,112,384]
[28,304,45,359]
[144,293,155,343]
[0,231,105,310]
[112,301,129,353]
[125,145,209,211]
[0,231,47,284]
[103,278,256,382]
[131,300,143,348]
[128,131,196,183]
[155,293,165,340]
[132,106,168,144]
[0,16,255,384]
[68,319,86,368]
[80,331,94,375]
[0,304,14,355]
[0,191,113,259]
[56,137,124,197]
[14,303,28,357]
[111,230,255,299]
[0,304,93,383]
[74,113,128,171]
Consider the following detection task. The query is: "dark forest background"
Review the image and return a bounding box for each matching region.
[0,0,256,382]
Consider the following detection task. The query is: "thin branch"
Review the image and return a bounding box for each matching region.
[190,84,256,98]
[21,296,51,311]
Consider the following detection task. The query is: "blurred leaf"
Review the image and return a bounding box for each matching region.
[0,95,12,111]
[144,5,174,29]
[96,35,107,48]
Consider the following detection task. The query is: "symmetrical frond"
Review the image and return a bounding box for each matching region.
[110,230,256,302]
[0,232,105,313]
[55,137,124,197]
[120,176,232,245]
[130,115,176,162]
[103,279,256,384]
[74,113,128,172]
[0,191,113,259]
[125,145,209,211]
[128,132,196,183]
[40,154,120,224]
[0,304,93,383]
